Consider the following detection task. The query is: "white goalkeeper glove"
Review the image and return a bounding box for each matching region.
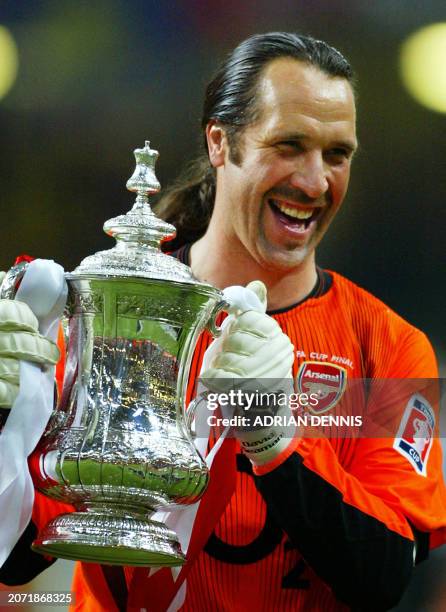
[0,299,60,408]
[200,280,295,466]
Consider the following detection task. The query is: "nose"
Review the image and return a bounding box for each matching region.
[289,151,329,200]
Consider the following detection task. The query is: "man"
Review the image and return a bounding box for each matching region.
[1,32,446,611]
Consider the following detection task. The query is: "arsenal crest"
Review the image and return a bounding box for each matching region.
[296,361,347,414]
[393,394,434,476]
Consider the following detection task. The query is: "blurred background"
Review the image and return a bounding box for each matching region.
[0,0,445,610]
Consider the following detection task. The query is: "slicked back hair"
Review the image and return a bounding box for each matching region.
[156,32,354,250]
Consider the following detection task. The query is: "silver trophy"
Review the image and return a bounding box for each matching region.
[2,142,225,567]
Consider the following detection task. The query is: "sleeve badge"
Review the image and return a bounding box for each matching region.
[393,393,435,476]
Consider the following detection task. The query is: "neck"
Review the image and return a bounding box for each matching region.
[190,225,318,311]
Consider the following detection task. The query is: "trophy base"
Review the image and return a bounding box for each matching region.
[32,511,186,567]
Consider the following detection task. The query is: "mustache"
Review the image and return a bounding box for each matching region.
[267,186,329,206]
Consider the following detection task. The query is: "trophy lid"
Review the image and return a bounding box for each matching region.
[71,141,211,288]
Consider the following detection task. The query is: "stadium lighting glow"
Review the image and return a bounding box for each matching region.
[400,23,446,114]
[0,25,18,101]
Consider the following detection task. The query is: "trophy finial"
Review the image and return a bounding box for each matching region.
[73,140,208,284]
[101,140,175,247]
[126,141,161,196]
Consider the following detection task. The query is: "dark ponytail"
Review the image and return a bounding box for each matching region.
[156,156,216,250]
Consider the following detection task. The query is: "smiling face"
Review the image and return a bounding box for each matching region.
[208,58,357,272]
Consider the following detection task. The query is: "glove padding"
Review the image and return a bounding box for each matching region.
[201,281,295,466]
[0,299,60,408]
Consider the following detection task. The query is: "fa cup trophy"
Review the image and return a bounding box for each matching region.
[4,142,225,567]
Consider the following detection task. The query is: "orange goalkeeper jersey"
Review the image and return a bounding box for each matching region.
[4,268,445,611]
[63,269,446,611]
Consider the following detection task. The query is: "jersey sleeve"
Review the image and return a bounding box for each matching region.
[347,325,446,548]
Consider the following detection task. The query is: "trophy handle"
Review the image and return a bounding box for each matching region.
[184,395,208,434]
[182,299,229,437]
[206,299,230,337]
[0,261,30,300]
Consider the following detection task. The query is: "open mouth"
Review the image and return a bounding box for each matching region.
[268,198,321,229]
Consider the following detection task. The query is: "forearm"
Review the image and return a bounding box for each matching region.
[254,449,420,611]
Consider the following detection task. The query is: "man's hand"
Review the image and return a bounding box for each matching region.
[201,281,295,466]
[0,300,60,408]
[201,280,293,379]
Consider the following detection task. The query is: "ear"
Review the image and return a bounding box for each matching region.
[205,122,227,168]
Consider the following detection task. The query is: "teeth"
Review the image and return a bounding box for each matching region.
[274,200,313,220]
